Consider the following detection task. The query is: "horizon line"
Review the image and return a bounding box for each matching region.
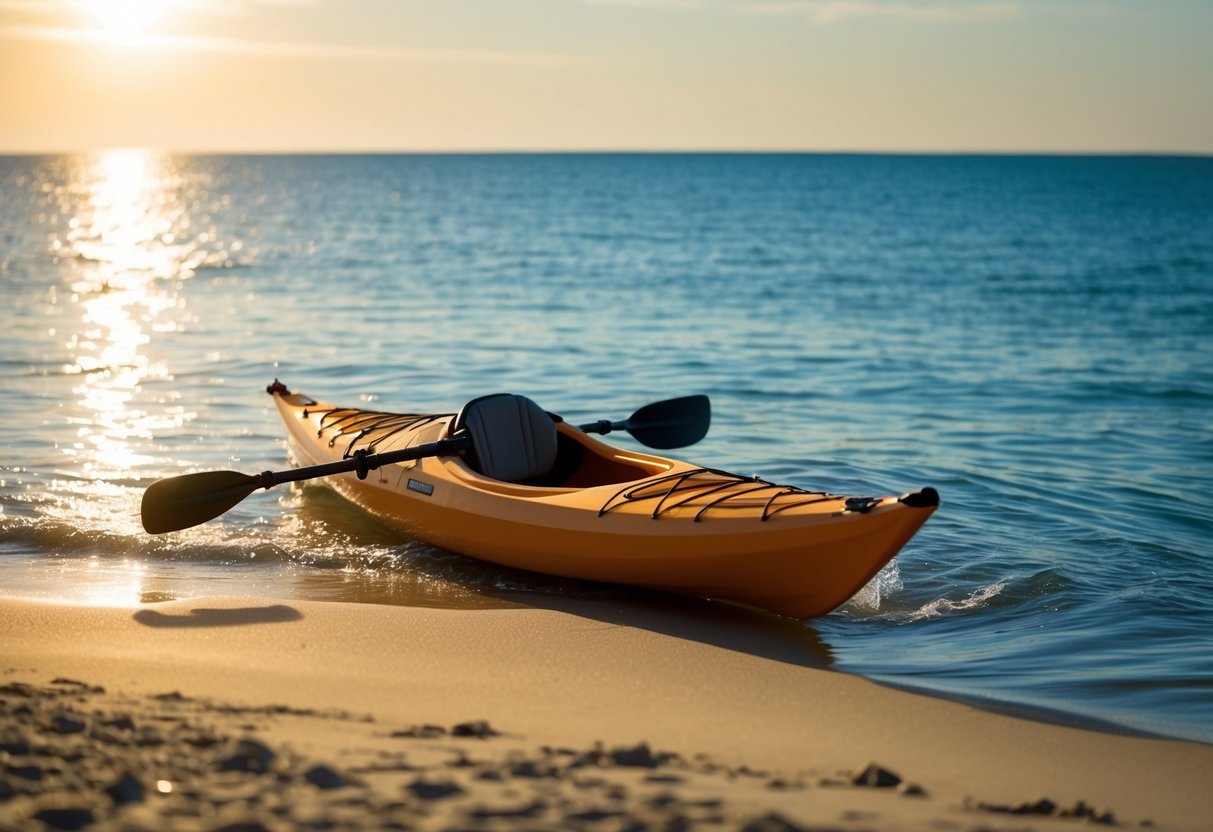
[1,148,1210,159]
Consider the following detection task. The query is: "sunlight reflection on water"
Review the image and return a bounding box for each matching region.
[56,151,189,483]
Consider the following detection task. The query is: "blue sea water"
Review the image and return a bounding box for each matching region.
[1,152,1211,743]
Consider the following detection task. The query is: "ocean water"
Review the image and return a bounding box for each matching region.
[2,152,1211,743]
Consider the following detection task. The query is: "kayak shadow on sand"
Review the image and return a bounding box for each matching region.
[133,604,303,629]
[494,586,836,671]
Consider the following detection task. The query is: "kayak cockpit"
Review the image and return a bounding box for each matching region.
[442,393,672,492]
[538,425,672,487]
[442,423,672,494]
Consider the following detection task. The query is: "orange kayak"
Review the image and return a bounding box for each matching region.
[271,385,938,619]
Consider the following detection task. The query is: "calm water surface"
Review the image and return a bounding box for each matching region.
[1,153,1211,742]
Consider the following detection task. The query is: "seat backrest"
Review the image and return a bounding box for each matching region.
[450,394,558,483]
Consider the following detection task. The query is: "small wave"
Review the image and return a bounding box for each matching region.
[845,560,903,612]
[0,512,290,564]
[901,579,1009,622]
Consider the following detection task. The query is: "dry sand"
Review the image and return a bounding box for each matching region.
[2,594,1211,831]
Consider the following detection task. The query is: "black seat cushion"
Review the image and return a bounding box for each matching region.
[452,394,558,483]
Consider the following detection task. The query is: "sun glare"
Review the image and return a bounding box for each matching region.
[89,0,164,36]
[59,149,182,485]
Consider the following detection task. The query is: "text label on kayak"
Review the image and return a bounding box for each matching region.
[407,478,434,497]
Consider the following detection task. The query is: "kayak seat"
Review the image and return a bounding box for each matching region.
[451,394,559,483]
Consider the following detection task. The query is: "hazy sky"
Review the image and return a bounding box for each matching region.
[2,0,1210,153]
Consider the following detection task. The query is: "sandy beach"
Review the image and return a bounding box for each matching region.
[2,594,1211,831]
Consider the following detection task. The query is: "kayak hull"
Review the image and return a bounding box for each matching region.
[271,388,937,619]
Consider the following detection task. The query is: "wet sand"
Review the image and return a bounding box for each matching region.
[2,595,1211,831]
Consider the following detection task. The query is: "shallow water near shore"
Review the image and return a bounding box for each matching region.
[2,152,1211,743]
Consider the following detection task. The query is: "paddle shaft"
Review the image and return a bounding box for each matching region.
[256,434,472,491]
[577,419,625,435]
[578,417,685,435]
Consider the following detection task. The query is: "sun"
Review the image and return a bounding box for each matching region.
[88,0,164,36]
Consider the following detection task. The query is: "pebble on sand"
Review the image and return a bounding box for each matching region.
[406,776,466,800]
[451,719,499,738]
[217,737,276,773]
[31,806,95,831]
[391,723,447,738]
[303,764,345,790]
[104,772,145,804]
[850,762,901,788]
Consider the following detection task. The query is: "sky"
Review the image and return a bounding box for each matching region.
[1,0,1210,153]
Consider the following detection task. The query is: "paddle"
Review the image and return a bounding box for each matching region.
[576,394,710,450]
[141,395,709,535]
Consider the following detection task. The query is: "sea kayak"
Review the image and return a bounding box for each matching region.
[269,383,938,619]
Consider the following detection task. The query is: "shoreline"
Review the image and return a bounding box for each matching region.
[861,674,1181,744]
[3,594,1212,830]
[1,560,1190,747]
[0,577,1206,743]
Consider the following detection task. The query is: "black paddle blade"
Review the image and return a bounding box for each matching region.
[625,394,710,449]
[141,470,262,534]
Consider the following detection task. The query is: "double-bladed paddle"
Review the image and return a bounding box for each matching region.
[141,394,710,535]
